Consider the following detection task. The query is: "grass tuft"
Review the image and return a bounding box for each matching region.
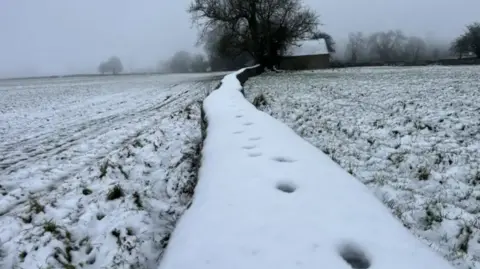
[19,251,27,262]
[133,191,143,208]
[252,93,268,108]
[99,160,109,179]
[118,164,129,179]
[106,185,124,200]
[111,229,122,246]
[417,167,430,181]
[132,139,144,148]
[43,219,59,234]
[457,224,473,253]
[472,171,480,186]
[30,199,45,214]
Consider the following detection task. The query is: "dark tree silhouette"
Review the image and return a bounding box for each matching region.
[188,0,326,68]
[451,22,480,58]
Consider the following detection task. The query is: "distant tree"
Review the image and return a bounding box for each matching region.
[98,62,108,74]
[188,0,324,68]
[169,51,192,73]
[98,56,123,74]
[431,48,440,60]
[451,22,480,58]
[190,54,208,72]
[367,30,406,62]
[345,32,366,63]
[403,36,427,63]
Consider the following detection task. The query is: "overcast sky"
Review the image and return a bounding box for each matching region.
[1,0,479,77]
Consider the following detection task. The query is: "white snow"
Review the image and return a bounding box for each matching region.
[284,39,329,56]
[159,67,455,269]
[0,73,221,268]
[245,66,480,269]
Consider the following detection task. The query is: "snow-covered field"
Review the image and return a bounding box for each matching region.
[0,73,221,268]
[245,66,480,269]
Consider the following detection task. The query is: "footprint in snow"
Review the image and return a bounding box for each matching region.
[236,115,244,118]
[272,156,296,163]
[243,122,254,126]
[338,242,371,269]
[233,130,244,134]
[248,137,262,141]
[276,181,297,193]
[242,145,256,150]
[248,152,262,157]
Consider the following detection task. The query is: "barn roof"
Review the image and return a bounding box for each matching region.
[284,39,329,57]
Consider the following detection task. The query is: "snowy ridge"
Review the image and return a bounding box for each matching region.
[158,68,455,269]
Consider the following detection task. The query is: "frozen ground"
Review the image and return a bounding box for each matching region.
[159,69,454,269]
[0,73,221,268]
[245,66,480,269]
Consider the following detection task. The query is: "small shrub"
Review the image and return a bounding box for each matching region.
[106,185,124,200]
[96,213,105,220]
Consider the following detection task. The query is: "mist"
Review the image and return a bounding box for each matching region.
[1,0,479,78]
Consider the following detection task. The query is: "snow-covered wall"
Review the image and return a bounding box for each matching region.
[158,67,455,269]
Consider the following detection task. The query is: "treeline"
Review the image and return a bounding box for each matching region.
[161,22,480,73]
[339,22,479,66]
[158,50,252,73]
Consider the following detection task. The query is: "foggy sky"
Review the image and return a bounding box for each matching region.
[1,0,479,77]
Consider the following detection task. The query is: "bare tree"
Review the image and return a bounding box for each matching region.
[367,30,406,62]
[404,36,427,63]
[345,32,366,63]
[188,0,326,68]
[450,35,470,59]
[451,22,480,59]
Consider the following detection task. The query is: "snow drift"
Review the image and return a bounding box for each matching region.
[158,67,455,269]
